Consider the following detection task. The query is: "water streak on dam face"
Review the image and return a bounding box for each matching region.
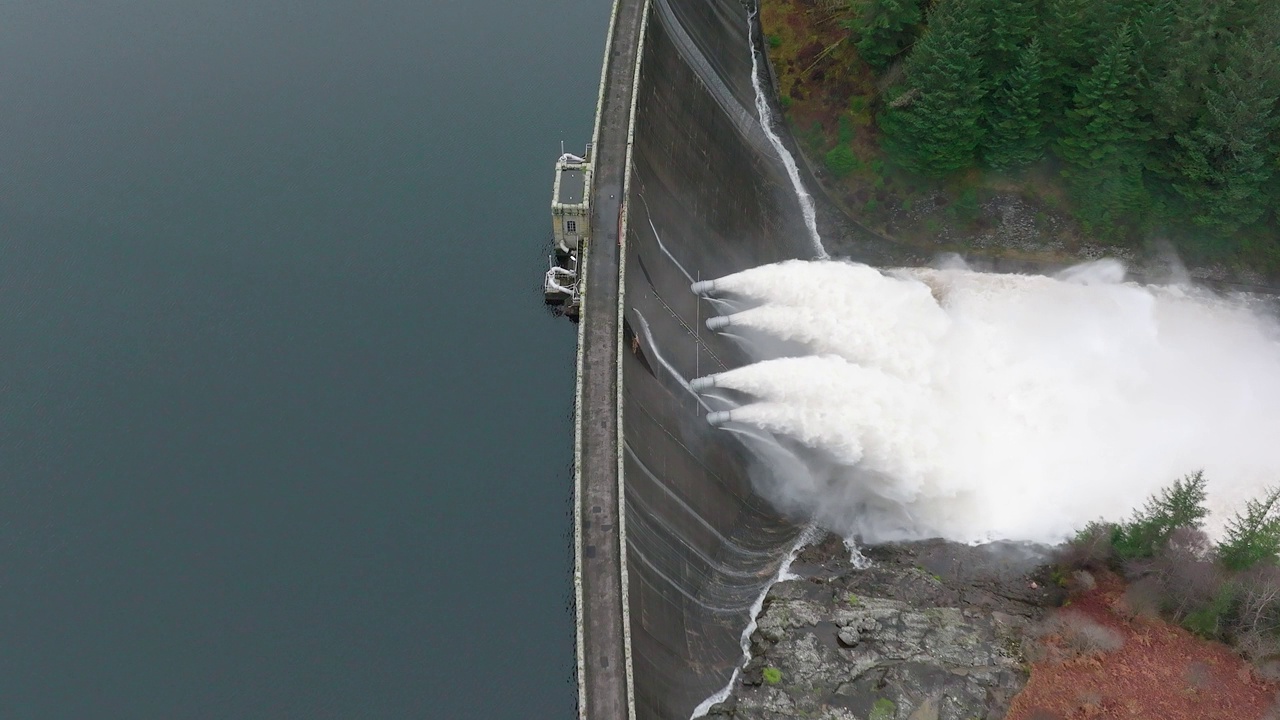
[618,0,817,715]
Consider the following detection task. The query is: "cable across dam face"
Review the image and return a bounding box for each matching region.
[573,0,823,717]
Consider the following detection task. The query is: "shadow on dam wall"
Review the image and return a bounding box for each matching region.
[620,0,819,716]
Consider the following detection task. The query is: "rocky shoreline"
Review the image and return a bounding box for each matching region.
[706,534,1062,720]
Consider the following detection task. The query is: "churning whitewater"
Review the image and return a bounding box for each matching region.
[692,259,1280,545]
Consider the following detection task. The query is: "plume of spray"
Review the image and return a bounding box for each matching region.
[693,258,1280,545]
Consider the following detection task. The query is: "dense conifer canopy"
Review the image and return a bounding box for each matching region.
[848,0,1280,252]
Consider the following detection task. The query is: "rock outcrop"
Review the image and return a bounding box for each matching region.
[705,535,1062,720]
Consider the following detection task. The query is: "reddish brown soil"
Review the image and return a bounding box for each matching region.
[1007,574,1278,720]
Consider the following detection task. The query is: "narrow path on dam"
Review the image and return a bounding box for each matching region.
[576,0,646,717]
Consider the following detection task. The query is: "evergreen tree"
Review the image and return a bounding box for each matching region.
[1064,148,1153,238]
[1167,21,1280,234]
[1054,25,1153,236]
[1037,0,1105,119]
[1144,0,1225,145]
[982,38,1046,169]
[1131,0,1177,112]
[1112,471,1209,561]
[854,0,922,71]
[1056,24,1143,168]
[1218,0,1265,44]
[974,0,1033,74]
[879,0,988,176]
[1171,62,1279,234]
[1218,486,1280,572]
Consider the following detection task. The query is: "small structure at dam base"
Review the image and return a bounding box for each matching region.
[544,144,592,319]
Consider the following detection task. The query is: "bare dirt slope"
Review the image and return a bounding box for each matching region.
[1009,573,1278,720]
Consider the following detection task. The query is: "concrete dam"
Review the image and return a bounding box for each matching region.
[570,0,824,717]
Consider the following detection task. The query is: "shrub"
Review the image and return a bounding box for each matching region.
[1237,628,1280,666]
[767,34,782,49]
[1059,477,1280,661]
[1073,570,1097,591]
[869,698,896,720]
[1119,576,1163,619]
[1235,565,1280,639]
[1143,527,1219,621]
[825,144,859,178]
[803,121,825,153]
[1059,614,1125,656]
[1182,583,1236,640]
[955,187,981,223]
[1237,626,1280,681]
[1058,521,1115,571]
[1028,611,1124,662]
[779,95,793,110]
[1184,659,1213,690]
[762,666,782,684]
[838,114,856,143]
[1075,691,1104,711]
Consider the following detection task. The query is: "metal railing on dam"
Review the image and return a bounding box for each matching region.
[574,0,820,717]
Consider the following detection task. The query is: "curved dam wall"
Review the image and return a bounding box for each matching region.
[619,0,817,716]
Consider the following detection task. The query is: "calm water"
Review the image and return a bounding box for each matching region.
[0,2,607,717]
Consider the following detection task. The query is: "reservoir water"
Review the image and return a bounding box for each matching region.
[0,1,607,716]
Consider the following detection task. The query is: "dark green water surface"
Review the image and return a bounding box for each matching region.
[0,2,608,717]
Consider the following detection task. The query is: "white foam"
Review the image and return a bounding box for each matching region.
[697,259,1280,544]
[746,11,826,260]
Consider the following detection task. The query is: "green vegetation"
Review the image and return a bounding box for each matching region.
[1219,487,1280,572]
[869,697,897,720]
[1059,474,1280,662]
[762,666,783,684]
[878,0,988,176]
[825,144,860,177]
[1111,471,1209,561]
[982,38,1046,169]
[878,0,1280,246]
[1049,566,1069,587]
[951,187,980,223]
[765,0,1280,268]
[852,0,921,71]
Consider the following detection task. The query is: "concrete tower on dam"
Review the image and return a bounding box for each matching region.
[544,148,594,319]
[568,0,821,717]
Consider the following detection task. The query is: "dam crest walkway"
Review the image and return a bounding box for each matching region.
[575,0,646,717]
